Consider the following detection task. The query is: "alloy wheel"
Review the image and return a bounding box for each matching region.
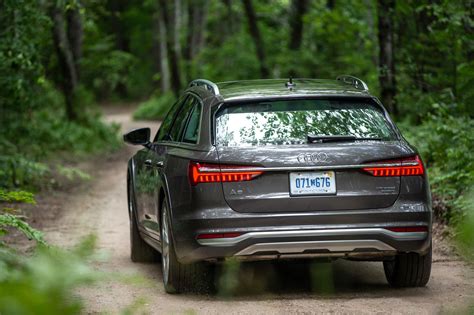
[161,204,170,284]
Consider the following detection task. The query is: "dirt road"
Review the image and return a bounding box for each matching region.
[41,106,474,314]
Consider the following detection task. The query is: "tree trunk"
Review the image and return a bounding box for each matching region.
[242,0,269,78]
[108,0,129,52]
[288,0,309,51]
[193,1,208,56]
[463,1,474,60]
[184,0,208,81]
[327,0,335,10]
[173,0,182,61]
[50,4,79,121]
[152,11,170,92]
[364,0,378,66]
[221,0,234,35]
[66,3,83,79]
[107,0,129,98]
[377,0,397,115]
[159,0,182,95]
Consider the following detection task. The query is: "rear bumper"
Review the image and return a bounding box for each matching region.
[195,228,428,261]
[171,200,432,263]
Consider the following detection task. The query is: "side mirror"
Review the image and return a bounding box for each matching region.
[123,128,150,146]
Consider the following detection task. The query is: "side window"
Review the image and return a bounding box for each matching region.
[154,96,186,142]
[168,96,197,142]
[182,102,202,144]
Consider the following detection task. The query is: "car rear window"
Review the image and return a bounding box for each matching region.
[215,99,397,147]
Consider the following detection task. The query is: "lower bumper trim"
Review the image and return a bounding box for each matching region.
[197,228,428,247]
[235,239,396,256]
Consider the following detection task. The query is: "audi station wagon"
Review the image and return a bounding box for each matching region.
[124,77,432,293]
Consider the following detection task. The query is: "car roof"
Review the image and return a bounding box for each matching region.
[214,78,371,102]
[186,77,374,104]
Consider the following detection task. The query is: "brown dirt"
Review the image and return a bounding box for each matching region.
[14,106,474,314]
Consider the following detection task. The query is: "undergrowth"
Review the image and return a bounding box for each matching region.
[399,102,474,225]
[133,91,175,120]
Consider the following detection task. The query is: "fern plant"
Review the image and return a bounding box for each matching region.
[0,189,45,246]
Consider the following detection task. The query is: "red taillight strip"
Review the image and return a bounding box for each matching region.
[196,232,243,239]
[363,155,424,177]
[385,226,428,233]
[189,162,263,185]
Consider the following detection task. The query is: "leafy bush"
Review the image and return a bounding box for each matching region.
[0,236,101,315]
[81,35,136,100]
[0,0,121,191]
[0,87,121,190]
[455,189,474,261]
[133,92,175,120]
[399,103,474,223]
[0,189,44,246]
[0,189,101,315]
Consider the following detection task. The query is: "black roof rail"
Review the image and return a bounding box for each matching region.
[336,75,369,91]
[188,79,220,95]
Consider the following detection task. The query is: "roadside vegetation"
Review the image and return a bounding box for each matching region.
[0,0,473,312]
[1,1,122,313]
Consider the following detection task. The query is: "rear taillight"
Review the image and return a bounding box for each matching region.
[189,162,263,185]
[362,155,424,177]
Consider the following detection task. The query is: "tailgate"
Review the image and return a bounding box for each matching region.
[217,142,407,213]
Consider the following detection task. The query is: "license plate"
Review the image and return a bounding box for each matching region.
[289,171,336,196]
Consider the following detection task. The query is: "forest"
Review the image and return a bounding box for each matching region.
[0,0,473,313]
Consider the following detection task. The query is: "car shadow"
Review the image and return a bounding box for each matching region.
[150,258,432,300]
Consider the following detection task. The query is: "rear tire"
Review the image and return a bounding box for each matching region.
[128,180,160,263]
[383,243,432,287]
[161,198,213,294]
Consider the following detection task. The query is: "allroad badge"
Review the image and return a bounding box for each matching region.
[297,152,329,163]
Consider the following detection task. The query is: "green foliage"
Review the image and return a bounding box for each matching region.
[399,103,474,223]
[217,259,241,296]
[0,236,101,315]
[0,189,138,314]
[310,262,335,294]
[81,26,136,100]
[0,214,45,246]
[0,189,35,204]
[56,166,91,182]
[396,1,473,120]
[0,155,51,190]
[133,92,175,120]
[0,0,48,115]
[0,103,120,189]
[0,2,121,191]
[455,189,474,261]
[0,189,44,246]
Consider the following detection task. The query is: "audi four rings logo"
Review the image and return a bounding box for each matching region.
[297,152,329,163]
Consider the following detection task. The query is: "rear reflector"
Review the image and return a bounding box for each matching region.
[363,155,424,177]
[196,232,243,239]
[385,226,428,233]
[189,162,263,185]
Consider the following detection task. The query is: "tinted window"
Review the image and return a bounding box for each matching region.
[168,96,196,142]
[183,102,202,144]
[215,99,396,147]
[154,96,185,142]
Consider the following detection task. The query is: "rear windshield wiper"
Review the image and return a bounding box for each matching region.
[307,135,382,143]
